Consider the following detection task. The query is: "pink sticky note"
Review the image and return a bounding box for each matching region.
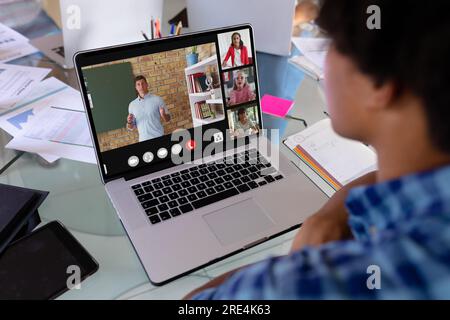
[261,94,294,118]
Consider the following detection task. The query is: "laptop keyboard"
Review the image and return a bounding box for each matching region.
[131,149,284,225]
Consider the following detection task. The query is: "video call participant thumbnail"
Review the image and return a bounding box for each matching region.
[222,32,250,68]
[228,70,256,106]
[230,107,260,138]
[127,75,171,142]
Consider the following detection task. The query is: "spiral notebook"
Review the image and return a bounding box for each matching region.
[283,119,377,191]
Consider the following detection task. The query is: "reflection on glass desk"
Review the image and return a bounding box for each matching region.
[0,2,333,299]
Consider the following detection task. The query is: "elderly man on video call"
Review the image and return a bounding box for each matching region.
[127,75,171,141]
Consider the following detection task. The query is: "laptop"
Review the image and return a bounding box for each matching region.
[74,24,327,285]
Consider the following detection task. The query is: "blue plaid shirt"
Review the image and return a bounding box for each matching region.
[192,165,450,299]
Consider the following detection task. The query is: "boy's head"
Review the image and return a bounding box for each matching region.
[238,108,247,123]
[317,0,450,153]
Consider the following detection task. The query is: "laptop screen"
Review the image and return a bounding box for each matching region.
[75,25,261,181]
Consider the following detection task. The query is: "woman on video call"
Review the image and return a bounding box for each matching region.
[228,71,256,106]
[222,32,250,68]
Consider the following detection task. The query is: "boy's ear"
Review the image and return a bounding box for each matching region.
[368,80,397,111]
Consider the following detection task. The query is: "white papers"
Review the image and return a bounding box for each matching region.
[0,22,39,63]
[0,23,95,164]
[292,37,329,67]
[0,77,70,135]
[0,41,38,63]
[22,107,92,147]
[0,63,51,110]
[6,110,96,163]
[0,77,96,164]
[289,55,325,81]
[0,22,28,49]
[284,118,377,187]
[290,37,330,80]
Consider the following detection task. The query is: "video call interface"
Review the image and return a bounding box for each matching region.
[81,28,261,176]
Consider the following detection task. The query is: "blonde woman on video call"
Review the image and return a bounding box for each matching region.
[228,70,256,106]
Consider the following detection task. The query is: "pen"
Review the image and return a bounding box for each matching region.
[155,18,162,38]
[150,16,154,39]
[141,31,149,41]
[175,21,183,35]
[285,115,308,127]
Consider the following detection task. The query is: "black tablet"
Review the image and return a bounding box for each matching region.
[0,221,99,300]
[0,184,48,256]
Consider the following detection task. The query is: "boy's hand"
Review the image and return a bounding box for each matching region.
[290,204,351,252]
[127,114,135,124]
[290,171,377,253]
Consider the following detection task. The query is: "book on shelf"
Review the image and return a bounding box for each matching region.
[194,101,212,119]
[188,72,209,94]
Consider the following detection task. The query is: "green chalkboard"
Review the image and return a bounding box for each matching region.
[84,62,136,133]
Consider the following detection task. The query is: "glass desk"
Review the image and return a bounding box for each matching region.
[0,3,333,300]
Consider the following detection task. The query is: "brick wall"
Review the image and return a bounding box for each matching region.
[98,127,139,152]
[96,43,216,152]
[194,43,217,62]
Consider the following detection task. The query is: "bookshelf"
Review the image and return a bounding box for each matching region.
[185,55,225,127]
[185,55,217,73]
[206,99,223,104]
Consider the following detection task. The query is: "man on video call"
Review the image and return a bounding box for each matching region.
[127,75,171,142]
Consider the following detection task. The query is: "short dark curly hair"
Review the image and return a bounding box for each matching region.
[317,0,450,153]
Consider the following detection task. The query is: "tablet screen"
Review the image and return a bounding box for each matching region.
[0,222,98,300]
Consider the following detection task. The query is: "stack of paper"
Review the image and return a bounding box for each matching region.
[0,24,96,164]
[290,37,330,81]
[0,22,39,63]
[0,77,96,164]
[284,119,377,190]
[0,63,51,110]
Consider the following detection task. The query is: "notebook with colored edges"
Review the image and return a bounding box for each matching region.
[283,119,377,191]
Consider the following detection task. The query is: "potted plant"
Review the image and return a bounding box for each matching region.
[186,46,198,66]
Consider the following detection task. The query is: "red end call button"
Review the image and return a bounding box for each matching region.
[186,140,196,151]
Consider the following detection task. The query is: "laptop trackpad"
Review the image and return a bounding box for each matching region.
[203,199,275,246]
